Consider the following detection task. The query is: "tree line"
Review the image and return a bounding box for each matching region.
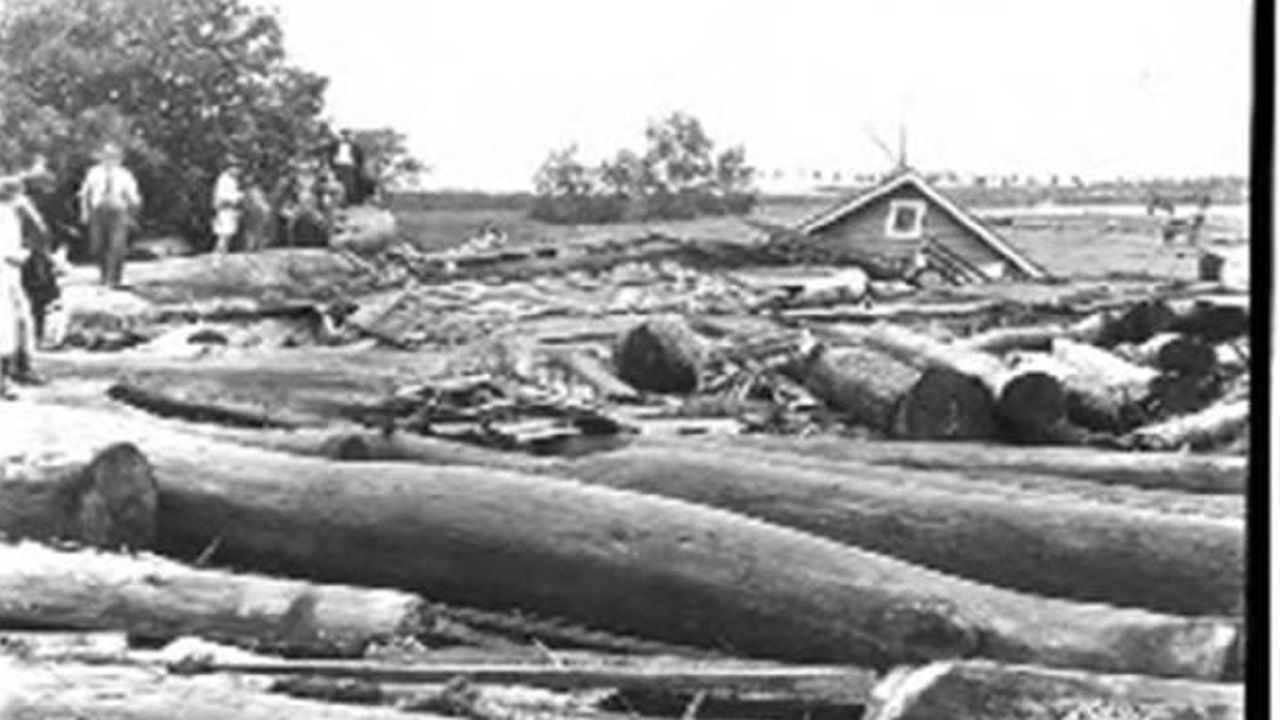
[531,112,757,224]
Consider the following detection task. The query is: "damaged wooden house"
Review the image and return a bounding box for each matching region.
[796,167,1049,285]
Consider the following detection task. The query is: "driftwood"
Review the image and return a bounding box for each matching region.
[130,433,1241,677]
[956,324,1064,354]
[1128,400,1250,451]
[660,435,1245,494]
[561,446,1244,616]
[862,323,1066,439]
[0,439,157,549]
[867,660,1243,720]
[543,349,641,402]
[0,541,424,656]
[1168,297,1250,343]
[0,658,434,720]
[796,344,995,439]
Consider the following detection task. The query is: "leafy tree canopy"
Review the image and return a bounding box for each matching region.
[0,0,335,240]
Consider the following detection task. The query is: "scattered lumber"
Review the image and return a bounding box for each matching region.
[661,435,1245,494]
[0,658,429,720]
[138,434,1238,677]
[0,440,157,549]
[613,317,706,394]
[867,660,1242,720]
[862,323,1066,439]
[1127,400,1250,451]
[796,344,996,439]
[0,541,424,656]
[561,446,1244,616]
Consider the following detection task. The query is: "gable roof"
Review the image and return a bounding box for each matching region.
[796,168,1048,280]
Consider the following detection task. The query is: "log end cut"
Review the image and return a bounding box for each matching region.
[72,443,159,550]
[613,318,705,395]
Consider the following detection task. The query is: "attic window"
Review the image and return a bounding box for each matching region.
[886,199,926,239]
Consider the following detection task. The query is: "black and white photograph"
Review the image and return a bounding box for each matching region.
[0,0,1260,717]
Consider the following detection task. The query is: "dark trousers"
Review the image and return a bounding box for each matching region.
[334,165,358,205]
[89,205,129,287]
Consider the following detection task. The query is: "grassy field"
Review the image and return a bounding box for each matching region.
[388,197,1247,282]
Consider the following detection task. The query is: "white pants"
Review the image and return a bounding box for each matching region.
[0,266,33,359]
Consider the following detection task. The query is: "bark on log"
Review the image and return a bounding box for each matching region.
[863,323,1066,439]
[0,541,424,657]
[135,434,1238,677]
[0,440,157,550]
[797,345,996,439]
[1128,400,1250,452]
[1006,352,1138,435]
[653,435,1245,494]
[1128,333,1217,376]
[561,446,1244,616]
[0,658,436,720]
[1046,339,1162,432]
[867,660,1242,720]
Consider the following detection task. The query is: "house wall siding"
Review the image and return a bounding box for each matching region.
[809,185,1010,276]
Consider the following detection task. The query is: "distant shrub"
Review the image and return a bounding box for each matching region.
[530,113,758,226]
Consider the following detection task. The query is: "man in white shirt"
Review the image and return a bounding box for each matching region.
[211,159,243,253]
[78,142,141,287]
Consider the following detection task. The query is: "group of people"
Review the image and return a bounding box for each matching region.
[0,129,374,398]
[211,129,373,253]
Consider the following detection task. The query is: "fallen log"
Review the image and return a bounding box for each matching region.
[796,344,996,439]
[543,348,641,403]
[862,323,1066,439]
[1168,297,1250,343]
[182,657,877,703]
[0,439,156,550]
[1128,400,1250,451]
[0,658,433,720]
[867,660,1242,720]
[561,446,1244,616]
[1126,333,1217,376]
[140,435,1237,677]
[5,404,1243,677]
[613,316,707,394]
[956,324,1064,354]
[0,541,424,657]
[656,435,1245,494]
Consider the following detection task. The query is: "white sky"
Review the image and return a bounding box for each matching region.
[268,0,1253,191]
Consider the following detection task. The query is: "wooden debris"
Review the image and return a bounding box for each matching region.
[0,657,432,720]
[544,348,641,403]
[0,541,424,656]
[1128,400,1250,452]
[1126,333,1217,376]
[866,660,1242,720]
[0,440,157,550]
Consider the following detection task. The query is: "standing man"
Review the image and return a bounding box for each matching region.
[78,142,141,287]
[327,129,365,206]
[211,157,244,253]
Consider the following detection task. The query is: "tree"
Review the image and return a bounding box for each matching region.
[350,127,427,192]
[0,0,332,243]
[642,112,715,193]
[532,145,596,198]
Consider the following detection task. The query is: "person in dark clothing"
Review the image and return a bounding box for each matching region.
[326,129,366,206]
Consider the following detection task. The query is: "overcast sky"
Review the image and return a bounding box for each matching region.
[269,0,1253,191]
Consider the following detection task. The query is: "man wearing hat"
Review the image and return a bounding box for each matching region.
[78,141,141,287]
